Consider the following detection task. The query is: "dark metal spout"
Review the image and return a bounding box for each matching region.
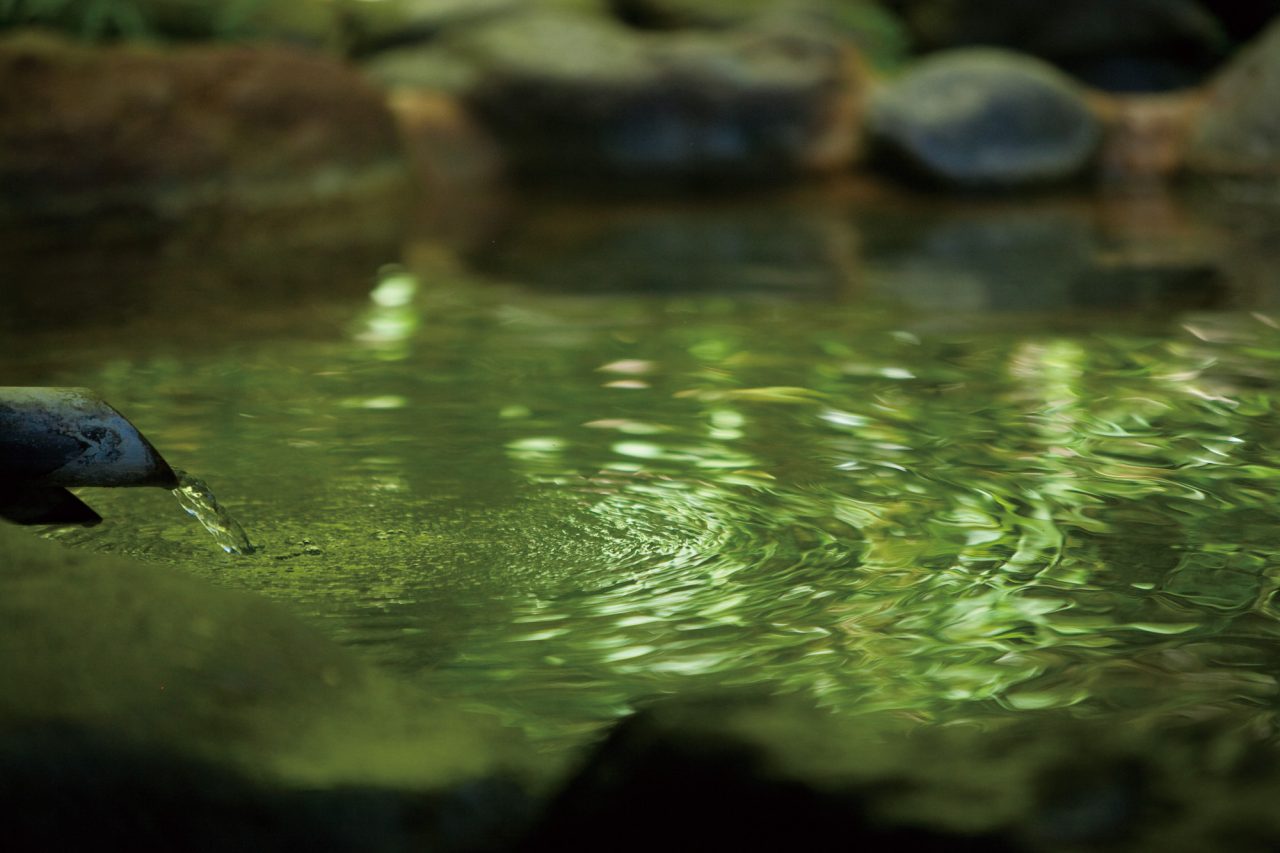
[0,387,179,525]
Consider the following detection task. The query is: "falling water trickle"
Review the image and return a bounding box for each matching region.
[172,469,255,555]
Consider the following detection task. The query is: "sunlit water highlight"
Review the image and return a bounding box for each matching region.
[28,267,1280,754]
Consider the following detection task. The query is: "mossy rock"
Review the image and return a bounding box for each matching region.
[0,523,528,792]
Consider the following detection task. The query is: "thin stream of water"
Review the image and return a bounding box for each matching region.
[172,469,255,555]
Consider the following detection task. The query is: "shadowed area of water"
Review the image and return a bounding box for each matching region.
[7,182,1280,754]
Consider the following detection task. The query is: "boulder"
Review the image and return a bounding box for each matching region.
[1186,18,1280,178]
[0,30,409,217]
[889,0,1227,91]
[442,11,868,183]
[527,694,1280,851]
[0,522,531,850]
[867,48,1101,189]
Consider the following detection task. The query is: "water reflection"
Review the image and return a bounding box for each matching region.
[9,185,1280,755]
[459,184,1243,317]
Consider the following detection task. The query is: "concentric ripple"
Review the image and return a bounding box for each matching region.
[26,269,1280,752]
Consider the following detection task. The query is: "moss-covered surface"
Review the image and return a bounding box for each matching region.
[0,522,535,848]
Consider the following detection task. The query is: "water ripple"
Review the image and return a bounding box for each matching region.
[36,287,1280,749]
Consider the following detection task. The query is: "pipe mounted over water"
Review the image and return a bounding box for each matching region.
[0,387,178,525]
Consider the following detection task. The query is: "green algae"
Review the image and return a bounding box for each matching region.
[0,522,530,790]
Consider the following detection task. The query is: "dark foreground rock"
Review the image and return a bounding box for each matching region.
[0,30,409,217]
[525,694,1280,853]
[0,523,531,850]
[1187,17,1280,178]
[867,48,1101,189]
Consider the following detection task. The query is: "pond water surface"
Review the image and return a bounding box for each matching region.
[6,181,1280,759]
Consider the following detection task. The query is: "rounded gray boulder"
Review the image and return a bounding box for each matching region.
[868,48,1101,189]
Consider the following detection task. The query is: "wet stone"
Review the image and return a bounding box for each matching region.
[369,9,868,183]
[867,48,1102,189]
[0,30,408,218]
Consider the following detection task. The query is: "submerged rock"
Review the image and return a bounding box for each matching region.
[0,523,531,850]
[526,694,1280,852]
[1187,18,1280,178]
[0,30,408,217]
[867,48,1101,189]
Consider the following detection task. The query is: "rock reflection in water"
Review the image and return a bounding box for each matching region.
[462,184,1241,317]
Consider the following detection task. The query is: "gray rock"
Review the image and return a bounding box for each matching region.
[867,49,1101,189]
[1187,18,1280,178]
[447,11,866,182]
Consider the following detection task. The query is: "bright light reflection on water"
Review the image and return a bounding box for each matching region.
[31,261,1280,754]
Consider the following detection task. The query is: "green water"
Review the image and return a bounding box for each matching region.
[9,187,1280,753]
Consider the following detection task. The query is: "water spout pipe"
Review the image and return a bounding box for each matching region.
[0,387,178,525]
